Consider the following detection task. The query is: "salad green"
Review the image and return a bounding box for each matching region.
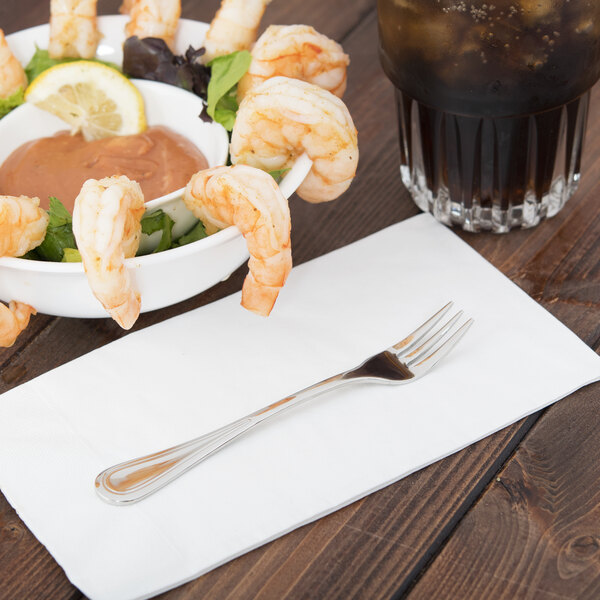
[34,197,77,262]
[140,209,175,254]
[0,88,24,118]
[121,39,252,132]
[21,198,210,261]
[139,209,208,253]
[25,48,120,83]
[206,50,252,131]
[268,168,291,183]
[62,248,82,262]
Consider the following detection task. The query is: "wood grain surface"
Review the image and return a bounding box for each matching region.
[0,1,599,599]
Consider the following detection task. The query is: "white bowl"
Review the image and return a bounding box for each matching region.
[0,16,313,319]
[0,228,249,318]
[0,16,246,318]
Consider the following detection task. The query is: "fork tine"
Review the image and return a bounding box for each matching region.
[391,301,454,353]
[409,318,474,375]
[398,311,463,362]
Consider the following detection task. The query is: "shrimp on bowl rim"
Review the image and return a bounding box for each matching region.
[0,301,36,348]
[237,25,350,101]
[72,176,145,329]
[202,0,273,63]
[0,195,49,347]
[125,0,181,49]
[48,0,101,59]
[230,76,359,204]
[0,195,48,258]
[184,165,291,317]
[0,29,28,99]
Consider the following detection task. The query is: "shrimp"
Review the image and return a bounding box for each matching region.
[0,195,49,258]
[184,165,291,316]
[119,0,135,14]
[48,0,100,59]
[0,195,49,347]
[0,302,36,348]
[230,76,358,203]
[125,0,181,49]
[72,176,145,329]
[237,25,349,101]
[0,29,27,99]
[202,0,273,64]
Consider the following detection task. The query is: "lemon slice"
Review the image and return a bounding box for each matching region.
[25,61,146,141]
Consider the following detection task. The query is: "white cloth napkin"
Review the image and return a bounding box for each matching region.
[1,213,599,600]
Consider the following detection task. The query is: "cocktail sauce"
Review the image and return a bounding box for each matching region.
[0,125,208,211]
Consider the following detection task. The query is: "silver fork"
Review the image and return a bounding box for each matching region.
[95,302,473,505]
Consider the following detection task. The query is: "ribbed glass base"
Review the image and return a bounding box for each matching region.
[395,90,590,233]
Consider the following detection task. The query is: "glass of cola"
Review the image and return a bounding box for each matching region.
[377,0,600,232]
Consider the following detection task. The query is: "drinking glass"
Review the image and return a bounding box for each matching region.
[377,0,600,232]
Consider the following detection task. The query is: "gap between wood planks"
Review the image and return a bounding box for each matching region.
[390,411,543,599]
[337,2,376,43]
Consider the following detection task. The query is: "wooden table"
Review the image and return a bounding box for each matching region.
[1,1,599,598]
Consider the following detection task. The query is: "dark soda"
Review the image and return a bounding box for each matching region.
[378,0,600,231]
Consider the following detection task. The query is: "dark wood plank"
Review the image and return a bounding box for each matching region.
[0,500,81,600]
[0,0,49,33]
[406,380,600,600]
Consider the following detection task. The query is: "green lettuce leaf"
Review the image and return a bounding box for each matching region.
[36,223,77,262]
[212,89,239,132]
[140,212,208,253]
[35,197,77,262]
[23,201,210,262]
[206,50,251,131]
[25,47,121,83]
[25,48,59,82]
[140,209,175,254]
[47,196,72,227]
[0,87,24,118]
[171,220,207,248]
[62,248,81,262]
[268,168,290,183]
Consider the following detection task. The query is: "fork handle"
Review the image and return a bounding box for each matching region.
[95,372,351,505]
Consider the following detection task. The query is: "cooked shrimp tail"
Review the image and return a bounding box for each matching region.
[73,176,145,329]
[202,0,273,63]
[0,196,48,346]
[230,76,358,203]
[237,25,350,101]
[119,0,135,14]
[0,301,36,348]
[184,165,291,316]
[0,29,28,99]
[125,0,181,49]
[49,0,100,59]
[0,195,49,257]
